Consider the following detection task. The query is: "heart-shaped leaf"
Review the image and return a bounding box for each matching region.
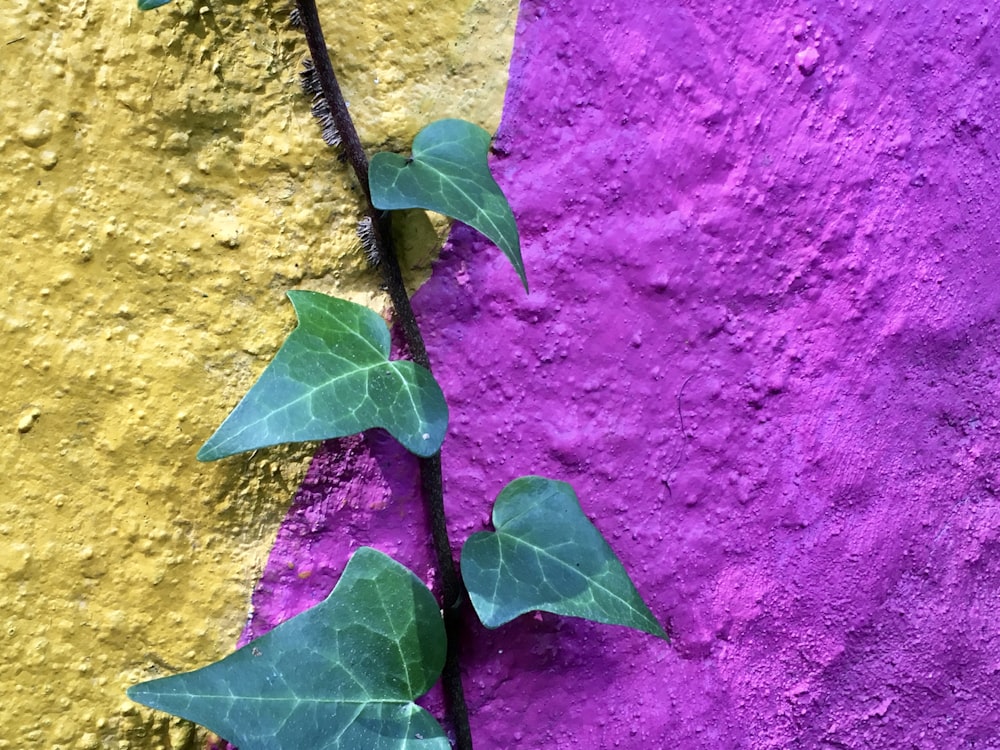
[370,119,527,291]
[198,291,448,460]
[128,547,449,750]
[461,476,668,640]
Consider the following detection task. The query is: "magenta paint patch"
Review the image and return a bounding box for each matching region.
[239,1,1000,747]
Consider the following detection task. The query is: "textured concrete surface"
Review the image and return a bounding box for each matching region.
[0,0,515,745]
[244,0,1000,748]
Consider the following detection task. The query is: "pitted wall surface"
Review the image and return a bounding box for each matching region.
[243,1,1000,748]
[0,0,516,745]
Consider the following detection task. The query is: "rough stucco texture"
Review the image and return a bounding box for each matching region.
[0,0,515,745]
[242,1,1000,748]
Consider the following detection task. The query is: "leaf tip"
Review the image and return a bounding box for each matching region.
[405,427,445,458]
[651,623,671,642]
[125,681,155,706]
[195,441,220,462]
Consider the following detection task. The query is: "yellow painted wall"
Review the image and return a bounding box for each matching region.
[0,0,516,746]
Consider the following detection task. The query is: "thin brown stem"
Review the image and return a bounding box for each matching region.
[295,2,472,747]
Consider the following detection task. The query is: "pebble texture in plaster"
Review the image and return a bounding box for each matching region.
[243,1,1000,748]
[0,0,516,745]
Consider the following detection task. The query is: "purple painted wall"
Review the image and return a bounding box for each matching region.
[241,1,1000,747]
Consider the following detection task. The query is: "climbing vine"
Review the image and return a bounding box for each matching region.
[127,2,667,748]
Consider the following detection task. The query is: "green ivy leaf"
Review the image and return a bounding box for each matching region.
[370,118,527,291]
[128,547,449,750]
[198,291,447,460]
[137,0,172,9]
[461,476,668,640]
